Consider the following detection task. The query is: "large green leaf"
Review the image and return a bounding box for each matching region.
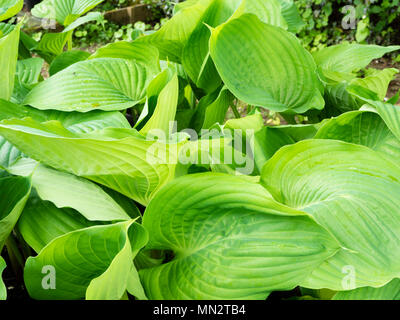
[0,24,19,101]
[140,72,179,137]
[62,11,103,32]
[0,99,130,172]
[333,279,400,300]
[209,14,324,114]
[351,68,398,101]
[136,0,214,63]
[181,0,287,93]
[34,31,73,64]
[8,157,131,222]
[313,44,400,73]
[15,58,44,85]
[0,118,182,205]
[24,58,158,112]
[89,41,160,75]
[0,0,23,21]
[0,99,130,133]
[315,110,400,163]
[49,50,90,76]
[17,196,96,253]
[24,220,148,300]
[54,0,105,26]
[191,86,234,131]
[277,0,305,33]
[262,139,400,289]
[12,57,44,104]
[140,173,339,300]
[0,175,31,251]
[0,256,6,300]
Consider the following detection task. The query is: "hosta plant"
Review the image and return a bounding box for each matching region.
[1,0,400,301]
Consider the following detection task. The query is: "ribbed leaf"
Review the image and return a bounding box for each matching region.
[12,57,44,103]
[24,58,158,112]
[0,118,182,205]
[136,0,213,62]
[140,72,179,137]
[277,0,305,33]
[333,279,400,300]
[89,41,160,74]
[0,24,19,100]
[0,99,130,133]
[0,0,23,21]
[54,0,105,25]
[35,31,71,62]
[62,11,103,32]
[313,44,400,73]
[140,173,339,300]
[0,175,31,251]
[183,0,287,93]
[24,221,148,300]
[262,139,400,289]
[351,68,398,100]
[17,196,95,253]
[15,58,44,85]
[210,14,324,114]
[315,110,400,162]
[8,157,132,221]
[49,50,90,75]
[192,86,234,131]
[31,0,56,20]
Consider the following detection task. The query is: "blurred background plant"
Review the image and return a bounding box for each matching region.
[297,0,400,53]
[21,0,400,58]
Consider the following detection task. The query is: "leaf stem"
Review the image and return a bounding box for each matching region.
[231,101,241,119]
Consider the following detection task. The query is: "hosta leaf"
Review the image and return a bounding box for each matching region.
[31,0,56,20]
[140,72,179,137]
[191,86,234,131]
[183,0,287,93]
[24,58,157,112]
[347,91,400,142]
[136,0,213,63]
[0,256,5,300]
[54,0,105,25]
[15,58,44,85]
[140,173,339,300]
[89,42,160,74]
[315,110,400,162]
[181,0,240,93]
[0,99,130,133]
[12,58,44,103]
[277,0,305,33]
[35,31,71,63]
[333,279,400,300]
[0,0,23,21]
[18,196,95,252]
[231,0,287,28]
[210,14,324,114]
[49,50,90,76]
[8,157,131,221]
[0,118,182,205]
[62,11,103,32]
[24,221,148,300]
[0,24,19,100]
[253,123,318,172]
[351,68,398,100]
[313,44,400,73]
[0,175,31,251]
[262,139,400,289]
